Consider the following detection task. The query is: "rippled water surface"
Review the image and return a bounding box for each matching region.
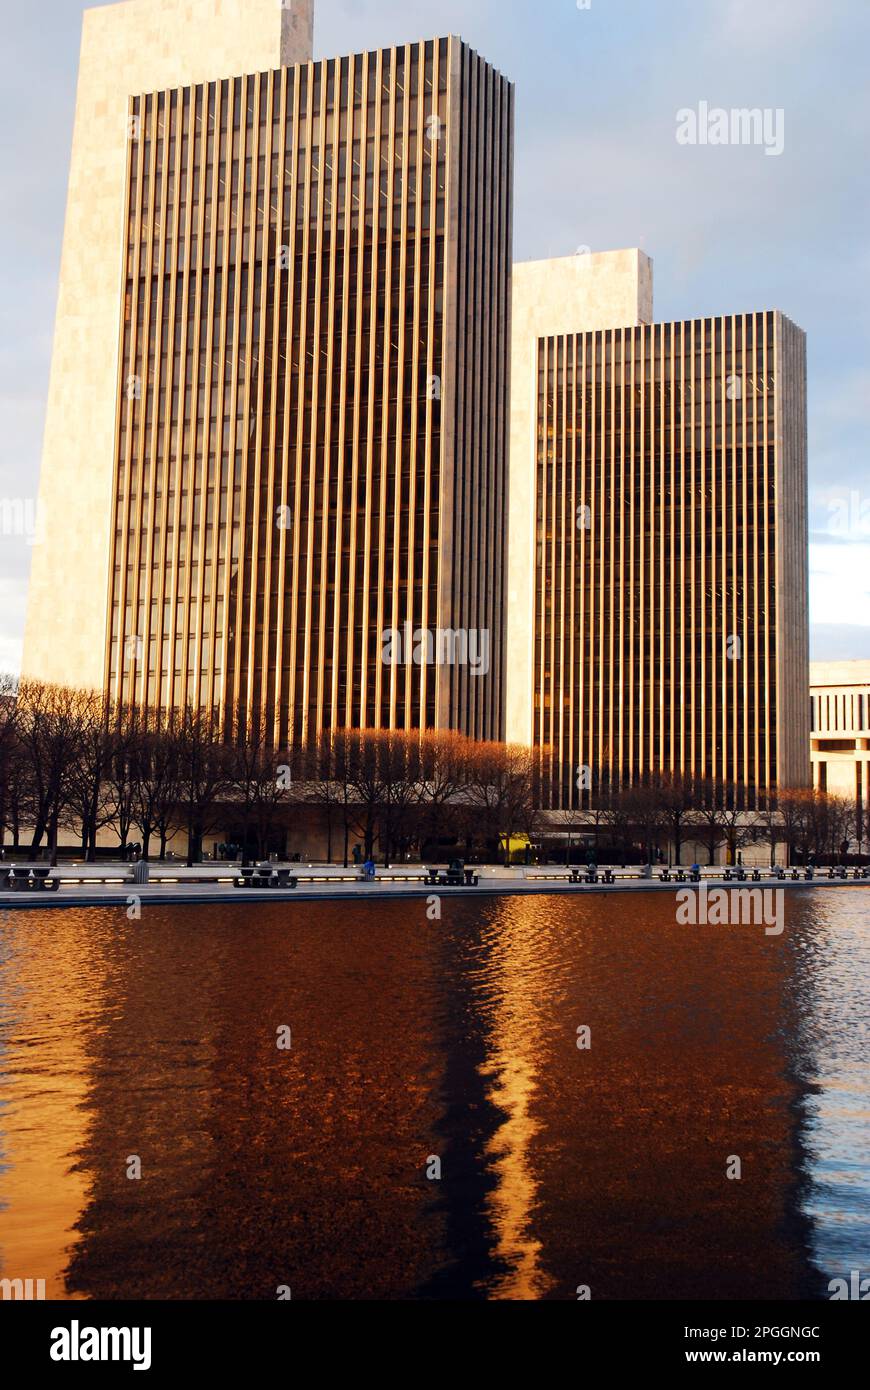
[1,890,868,1299]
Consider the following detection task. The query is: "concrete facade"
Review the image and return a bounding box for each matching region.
[100,36,512,744]
[506,251,653,745]
[811,659,870,805]
[525,310,809,808]
[23,0,314,691]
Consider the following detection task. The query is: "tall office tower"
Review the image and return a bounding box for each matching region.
[23,0,314,694]
[24,6,514,748]
[514,308,809,809]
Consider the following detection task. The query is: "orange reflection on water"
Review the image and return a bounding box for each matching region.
[0,913,98,1297]
[1,891,867,1300]
[476,899,554,1299]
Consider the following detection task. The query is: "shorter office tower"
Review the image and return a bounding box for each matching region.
[811,661,870,817]
[511,300,809,809]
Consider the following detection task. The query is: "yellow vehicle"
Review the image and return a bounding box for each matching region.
[499,833,533,865]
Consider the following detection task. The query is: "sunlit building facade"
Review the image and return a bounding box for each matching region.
[23,0,815,815]
[528,311,810,808]
[23,0,314,694]
[104,36,512,746]
[811,661,870,820]
[506,250,654,746]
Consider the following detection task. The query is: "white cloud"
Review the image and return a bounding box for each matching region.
[809,542,870,628]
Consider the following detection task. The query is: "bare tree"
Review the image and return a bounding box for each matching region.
[618,781,667,870]
[778,788,850,866]
[599,778,637,866]
[717,803,756,867]
[224,706,293,863]
[811,793,856,864]
[694,779,728,866]
[657,773,698,867]
[0,673,20,852]
[775,788,811,867]
[174,704,230,866]
[104,705,148,858]
[378,730,424,866]
[466,742,537,865]
[580,766,624,863]
[754,791,784,869]
[129,713,182,860]
[345,730,388,861]
[303,733,346,864]
[417,729,471,854]
[16,681,87,864]
[327,730,358,868]
[66,691,116,861]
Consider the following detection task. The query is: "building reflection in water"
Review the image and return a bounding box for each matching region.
[467,900,553,1299]
[783,896,870,1286]
[424,892,827,1300]
[1,890,865,1300]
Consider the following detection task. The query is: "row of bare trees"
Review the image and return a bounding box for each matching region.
[552,773,864,867]
[305,729,540,865]
[0,679,231,864]
[0,678,540,866]
[1,678,860,868]
[769,787,862,867]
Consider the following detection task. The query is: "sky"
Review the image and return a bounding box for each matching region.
[1,0,868,673]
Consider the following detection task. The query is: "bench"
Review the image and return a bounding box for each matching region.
[426,867,480,888]
[3,868,60,893]
[234,868,298,890]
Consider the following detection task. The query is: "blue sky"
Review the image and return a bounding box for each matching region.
[1,0,868,672]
